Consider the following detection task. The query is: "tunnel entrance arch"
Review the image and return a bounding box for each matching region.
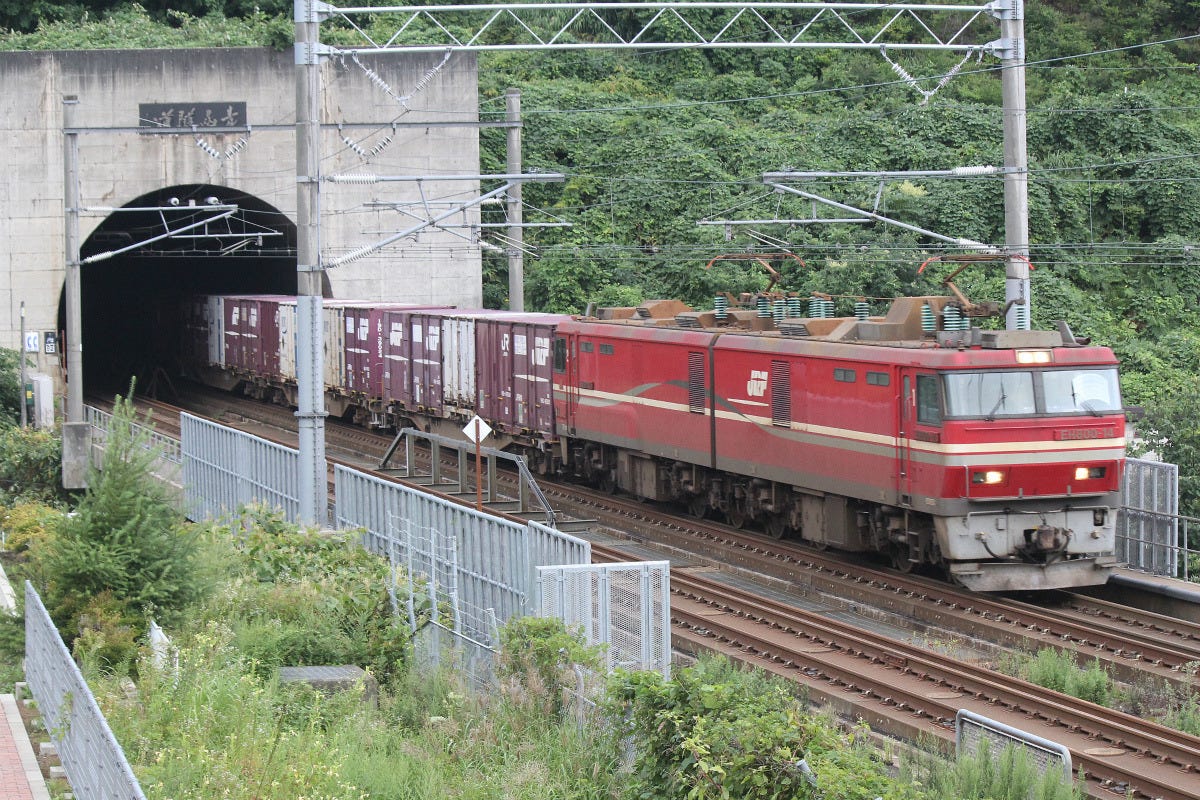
[56,184,305,398]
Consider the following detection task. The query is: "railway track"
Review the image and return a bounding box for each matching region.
[104,387,1200,799]
[621,552,1200,800]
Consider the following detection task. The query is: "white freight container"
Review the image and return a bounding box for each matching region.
[442,311,508,410]
[278,298,355,389]
[278,299,297,381]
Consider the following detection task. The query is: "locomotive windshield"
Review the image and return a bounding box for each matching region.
[943,367,1120,419]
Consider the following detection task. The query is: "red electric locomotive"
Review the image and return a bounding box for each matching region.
[181,286,1125,593]
[550,294,1123,592]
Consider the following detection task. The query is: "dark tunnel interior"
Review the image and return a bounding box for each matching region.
[58,184,303,397]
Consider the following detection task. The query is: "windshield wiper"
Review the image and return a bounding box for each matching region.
[984,391,1006,421]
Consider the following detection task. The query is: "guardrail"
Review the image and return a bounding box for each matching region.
[24,582,146,800]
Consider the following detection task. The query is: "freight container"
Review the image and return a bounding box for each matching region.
[181,295,223,368]
[382,309,447,416]
[476,313,572,437]
[279,299,369,391]
[441,310,510,411]
[345,303,450,399]
[224,295,286,378]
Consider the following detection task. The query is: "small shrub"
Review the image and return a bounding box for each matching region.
[1163,691,1200,736]
[72,591,141,674]
[0,500,63,555]
[39,385,210,642]
[905,740,1083,800]
[0,424,66,504]
[498,615,605,702]
[1026,648,1073,693]
[1017,648,1114,707]
[604,655,898,800]
[1067,659,1112,706]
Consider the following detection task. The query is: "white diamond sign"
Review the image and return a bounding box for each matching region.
[463,415,492,444]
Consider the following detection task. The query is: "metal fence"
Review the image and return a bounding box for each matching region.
[23,582,146,800]
[86,404,182,484]
[335,464,592,627]
[537,561,672,678]
[180,412,300,523]
[1119,457,1184,578]
[956,709,1072,782]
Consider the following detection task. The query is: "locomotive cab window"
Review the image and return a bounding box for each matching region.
[1042,368,1121,414]
[553,337,567,373]
[916,375,942,425]
[943,367,1120,419]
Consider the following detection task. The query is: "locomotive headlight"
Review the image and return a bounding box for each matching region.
[1074,466,1107,481]
[971,470,1006,485]
[1016,349,1052,364]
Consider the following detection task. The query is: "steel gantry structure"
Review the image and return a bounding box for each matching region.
[294,0,1030,524]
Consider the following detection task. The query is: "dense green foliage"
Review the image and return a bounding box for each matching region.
[606,656,902,800]
[84,511,622,800]
[0,348,28,424]
[0,426,65,505]
[199,504,412,684]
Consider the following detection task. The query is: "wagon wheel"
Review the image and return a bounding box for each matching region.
[763,515,788,540]
[687,495,709,520]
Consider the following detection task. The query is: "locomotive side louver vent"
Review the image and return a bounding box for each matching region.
[688,352,705,413]
[780,321,810,337]
[771,360,791,427]
[675,314,701,328]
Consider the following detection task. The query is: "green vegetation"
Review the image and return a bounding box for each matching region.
[36,387,209,646]
[0,348,29,424]
[0,379,1086,799]
[999,646,1113,706]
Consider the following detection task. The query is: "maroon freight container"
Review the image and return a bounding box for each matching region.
[224,295,285,379]
[382,309,448,416]
[475,313,572,438]
[344,303,449,399]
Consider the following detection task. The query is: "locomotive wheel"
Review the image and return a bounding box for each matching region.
[727,507,748,529]
[687,495,709,519]
[764,516,787,540]
[598,470,616,494]
[891,546,916,573]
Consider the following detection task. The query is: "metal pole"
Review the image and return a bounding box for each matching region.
[19,302,27,428]
[474,418,483,511]
[64,97,83,422]
[999,0,1030,330]
[61,95,89,489]
[505,89,524,311]
[296,0,328,525]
